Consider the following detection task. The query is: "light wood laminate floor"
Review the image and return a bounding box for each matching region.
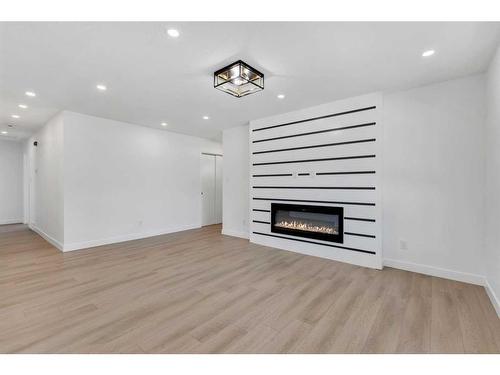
[0,224,499,353]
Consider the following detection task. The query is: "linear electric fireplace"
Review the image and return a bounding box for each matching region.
[271,203,344,243]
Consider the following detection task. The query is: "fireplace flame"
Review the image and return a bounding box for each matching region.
[275,220,338,235]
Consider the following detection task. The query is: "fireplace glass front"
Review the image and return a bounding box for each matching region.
[271,203,344,243]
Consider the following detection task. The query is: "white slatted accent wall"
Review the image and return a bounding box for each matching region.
[249,93,383,269]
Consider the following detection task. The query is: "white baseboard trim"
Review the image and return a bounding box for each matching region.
[29,225,64,251]
[383,258,485,286]
[0,218,23,225]
[484,279,500,318]
[221,227,249,239]
[62,224,200,252]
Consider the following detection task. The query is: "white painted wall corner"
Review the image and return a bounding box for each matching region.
[484,279,500,318]
[29,225,64,252]
[221,227,249,239]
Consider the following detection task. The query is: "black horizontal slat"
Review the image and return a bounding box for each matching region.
[252,106,376,132]
[345,217,376,222]
[345,232,376,239]
[253,171,376,177]
[252,231,375,255]
[316,171,376,176]
[252,186,375,190]
[253,138,376,155]
[253,154,375,166]
[252,211,376,223]
[253,220,270,225]
[253,197,375,206]
[252,173,293,177]
[252,122,376,144]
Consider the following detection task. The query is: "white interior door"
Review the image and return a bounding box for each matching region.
[215,155,223,224]
[28,146,36,226]
[23,153,29,225]
[201,154,216,226]
[201,153,223,226]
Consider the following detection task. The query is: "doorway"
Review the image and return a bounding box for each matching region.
[23,144,36,227]
[201,153,223,226]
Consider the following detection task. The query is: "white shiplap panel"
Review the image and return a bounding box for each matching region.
[251,108,376,141]
[251,157,377,175]
[251,123,378,153]
[343,205,378,219]
[250,173,377,187]
[340,234,376,251]
[344,219,377,235]
[251,141,377,165]
[251,211,271,222]
[251,188,377,204]
[250,204,271,212]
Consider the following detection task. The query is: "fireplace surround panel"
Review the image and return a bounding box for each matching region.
[249,93,382,269]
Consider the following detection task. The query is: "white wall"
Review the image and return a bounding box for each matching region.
[383,75,486,284]
[484,45,500,316]
[0,139,23,224]
[222,125,249,238]
[62,111,221,250]
[26,113,65,247]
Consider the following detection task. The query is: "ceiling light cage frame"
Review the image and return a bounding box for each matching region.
[214,60,264,98]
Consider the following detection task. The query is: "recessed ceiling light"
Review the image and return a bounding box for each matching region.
[161,122,168,127]
[18,104,28,109]
[11,114,20,119]
[167,29,180,38]
[1,131,8,135]
[277,94,285,99]
[25,91,36,97]
[202,116,210,120]
[422,50,435,57]
[96,84,107,91]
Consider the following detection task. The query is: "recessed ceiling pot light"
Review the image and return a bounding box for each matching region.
[167,29,180,38]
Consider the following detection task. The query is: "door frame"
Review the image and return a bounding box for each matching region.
[200,152,223,227]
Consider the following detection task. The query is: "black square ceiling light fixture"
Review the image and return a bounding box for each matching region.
[214,60,264,98]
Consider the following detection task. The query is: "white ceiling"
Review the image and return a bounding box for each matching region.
[1,22,499,141]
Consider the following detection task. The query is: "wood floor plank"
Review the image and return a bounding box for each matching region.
[362,269,412,353]
[0,223,498,353]
[257,319,313,354]
[430,278,465,353]
[452,282,499,353]
[395,273,432,353]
